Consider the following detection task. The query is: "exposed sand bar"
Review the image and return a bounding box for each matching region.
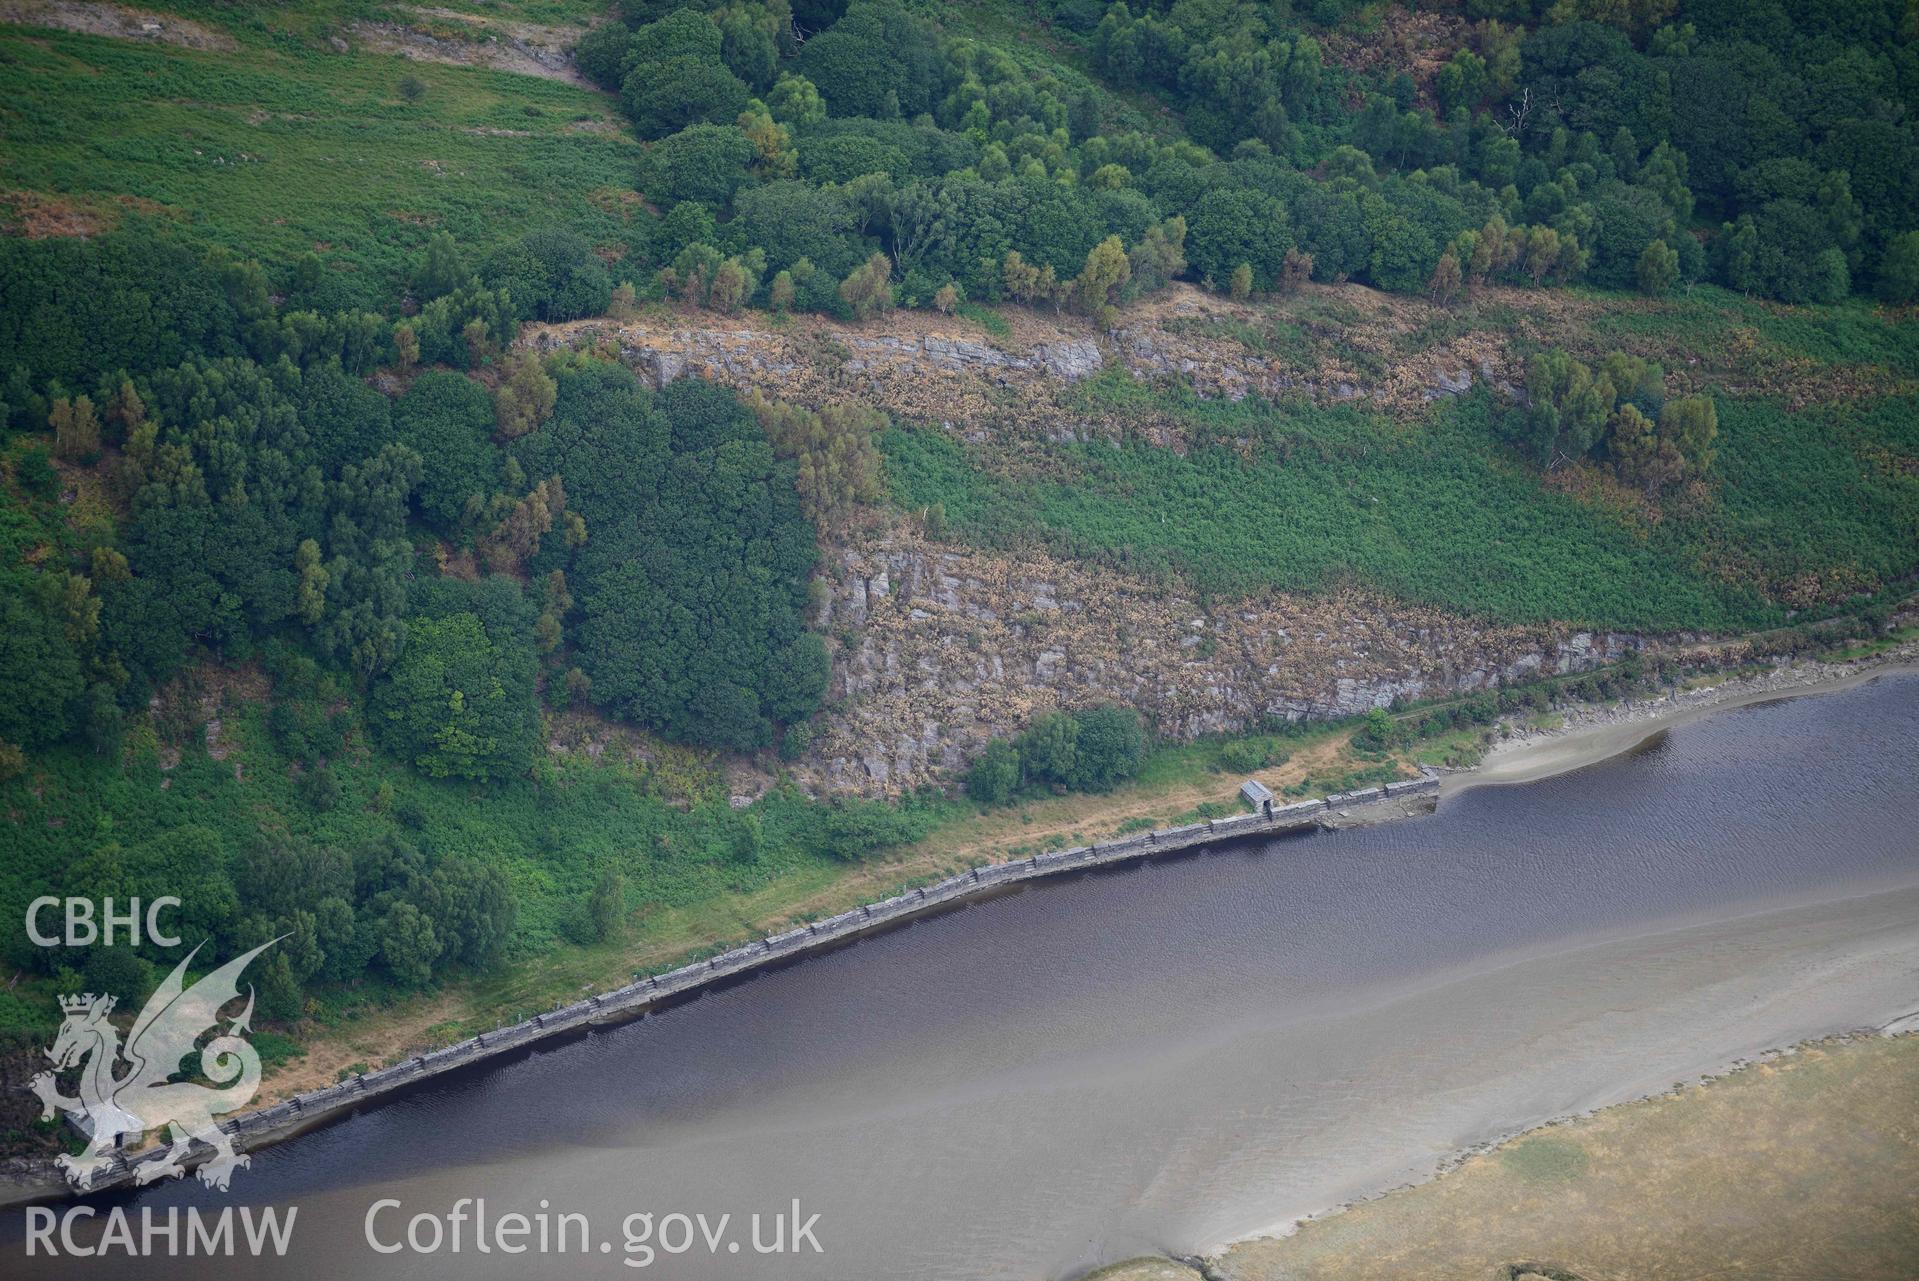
[1450,655,1919,793]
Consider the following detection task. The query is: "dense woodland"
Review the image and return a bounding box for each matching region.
[0,228,892,1032]
[563,0,1919,314]
[1,0,1916,1056]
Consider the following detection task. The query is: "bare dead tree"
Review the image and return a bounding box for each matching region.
[1500,86,1534,138]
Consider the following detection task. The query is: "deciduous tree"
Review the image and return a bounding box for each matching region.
[1636,239,1679,296]
[495,351,557,440]
[50,394,100,462]
[839,251,895,319]
[1073,236,1131,326]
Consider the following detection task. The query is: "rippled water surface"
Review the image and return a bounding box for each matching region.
[14,676,1919,1280]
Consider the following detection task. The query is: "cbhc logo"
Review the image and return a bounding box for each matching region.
[25,897,182,947]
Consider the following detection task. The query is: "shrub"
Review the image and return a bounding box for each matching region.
[482,230,612,324]
[1017,710,1079,790]
[587,868,626,942]
[393,371,500,530]
[295,763,343,813]
[14,447,59,500]
[1067,705,1146,792]
[1217,737,1288,774]
[969,705,1148,801]
[637,124,757,207]
[965,738,1020,805]
[1353,707,1396,751]
[369,593,539,782]
[623,59,750,140]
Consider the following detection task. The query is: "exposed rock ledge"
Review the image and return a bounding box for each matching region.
[794,530,1635,795]
[525,283,1521,441]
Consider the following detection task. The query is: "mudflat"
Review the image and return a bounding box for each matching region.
[1135,1031,1919,1281]
[1072,670,1919,1281]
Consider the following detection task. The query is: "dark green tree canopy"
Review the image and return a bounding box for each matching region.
[732,181,865,278]
[638,123,758,208]
[1186,187,1295,289]
[482,229,613,324]
[392,371,501,531]
[796,0,942,120]
[370,576,541,782]
[521,370,826,750]
[0,573,85,749]
[624,56,751,139]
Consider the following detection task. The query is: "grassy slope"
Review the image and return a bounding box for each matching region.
[0,17,639,297]
[67,0,613,35]
[884,389,1919,633]
[885,284,1919,633]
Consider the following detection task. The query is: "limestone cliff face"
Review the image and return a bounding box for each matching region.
[795,531,1636,795]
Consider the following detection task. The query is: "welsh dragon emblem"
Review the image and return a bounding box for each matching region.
[30,939,276,1191]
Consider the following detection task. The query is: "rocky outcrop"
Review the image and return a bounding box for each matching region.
[845,332,1103,382]
[1110,324,1503,406]
[524,283,1526,442]
[797,532,1637,794]
[529,320,1110,413]
[346,7,590,85]
[0,0,238,51]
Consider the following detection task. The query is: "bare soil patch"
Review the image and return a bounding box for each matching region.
[1318,5,1469,111]
[346,5,591,85]
[0,0,235,49]
[0,188,178,238]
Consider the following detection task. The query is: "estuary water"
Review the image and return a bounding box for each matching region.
[13,675,1919,1280]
